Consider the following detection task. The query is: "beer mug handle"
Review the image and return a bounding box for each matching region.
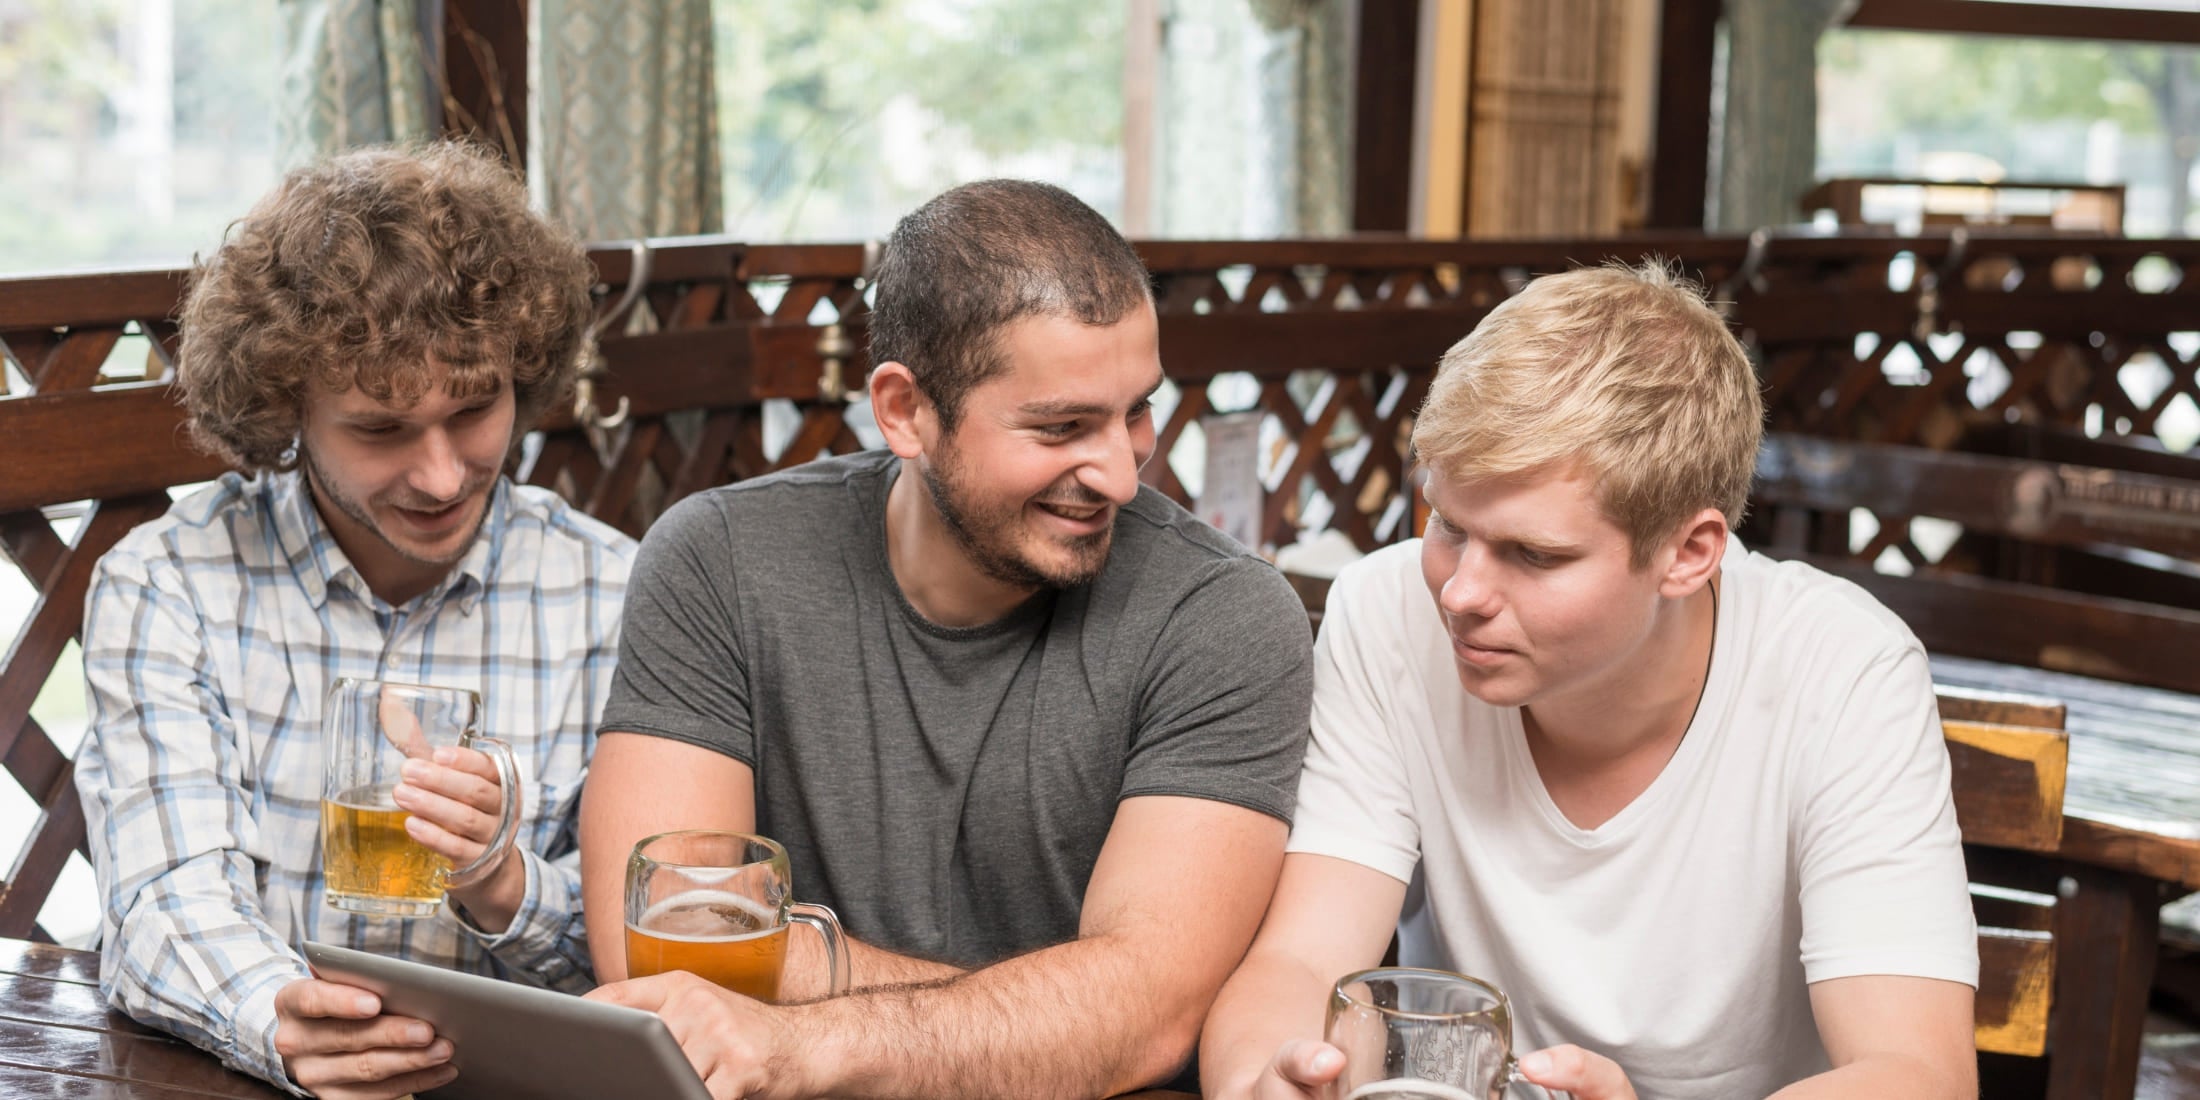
[790,902,850,997]
[444,736,522,888]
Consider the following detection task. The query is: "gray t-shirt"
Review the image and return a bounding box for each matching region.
[601,450,1313,966]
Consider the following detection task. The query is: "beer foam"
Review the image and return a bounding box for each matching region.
[631,889,780,942]
[1344,1079,1484,1100]
[332,781,403,812]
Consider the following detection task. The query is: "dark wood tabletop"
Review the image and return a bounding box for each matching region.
[0,937,285,1099]
[0,936,1204,1099]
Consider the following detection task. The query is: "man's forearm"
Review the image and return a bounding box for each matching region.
[1768,1053,1973,1100]
[780,930,965,1001]
[785,933,1204,1100]
[1200,950,1333,1099]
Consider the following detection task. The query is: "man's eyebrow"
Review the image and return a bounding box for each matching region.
[1490,532,1581,554]
[1018,398,1112,418]
[1017,378,1165,419]
[1429,514,1581,553]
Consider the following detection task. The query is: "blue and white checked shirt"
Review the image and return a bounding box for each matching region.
[76,468,634,1090]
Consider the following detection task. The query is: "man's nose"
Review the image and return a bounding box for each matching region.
[1441,551,1503,619]
[1077,420,1145,506]
[408,429,467,501]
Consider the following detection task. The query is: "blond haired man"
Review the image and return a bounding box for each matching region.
[1201,264,1977,1100]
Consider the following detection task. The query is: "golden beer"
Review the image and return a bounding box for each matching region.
[322,781,449,917]
[625,889,789,1001]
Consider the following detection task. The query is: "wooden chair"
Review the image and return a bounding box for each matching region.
[1941,686,2069,1066]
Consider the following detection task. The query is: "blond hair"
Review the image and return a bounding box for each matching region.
[1410,261,1762,565]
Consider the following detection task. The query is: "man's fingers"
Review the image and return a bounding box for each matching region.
[401,813,483,864]
[586,973,679,1011]
[1518,1044,1635,1100]
[290,1038,452,1090]
[1273,1039,1346,1087]
[275,1013,437,1060]
[433,744,501,783]
[276,978,380,1021]
[702,1064,748,1100]
[362,1059,461,1099]
[398,758,502,817]
[377,693,431,757]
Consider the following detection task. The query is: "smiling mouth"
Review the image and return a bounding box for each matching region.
[393,499,470,532]
[1035,501,1109,524]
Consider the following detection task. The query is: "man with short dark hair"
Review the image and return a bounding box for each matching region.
[579,179,1314,1100]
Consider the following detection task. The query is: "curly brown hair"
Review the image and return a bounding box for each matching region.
[175,141,596,471]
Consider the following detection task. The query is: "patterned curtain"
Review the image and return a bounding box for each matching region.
[1711,0,1857,230]
[1160,0,1353,237]
[277,0,440,166]
[530,0,723,240]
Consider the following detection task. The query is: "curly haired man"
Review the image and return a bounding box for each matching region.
[75,142,636,1099]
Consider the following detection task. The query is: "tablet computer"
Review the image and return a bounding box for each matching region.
[303,941,710,1100]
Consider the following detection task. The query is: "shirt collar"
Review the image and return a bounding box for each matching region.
[271,468,508,616]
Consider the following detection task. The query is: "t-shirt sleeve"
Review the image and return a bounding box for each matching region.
[597,492,755,765]
[1283,553,1422,886]
[1795,640,1979,988]
[1119,556,1314,822]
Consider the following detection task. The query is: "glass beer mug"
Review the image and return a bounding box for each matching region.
[1326,968,1558,1100]
[624,830,850,1002]
[320,678,519,918]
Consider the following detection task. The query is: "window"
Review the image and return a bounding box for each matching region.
[1819,29,2200,236]
[709,0,1126,241]
[0,0,282,274]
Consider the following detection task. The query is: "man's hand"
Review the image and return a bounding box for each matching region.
[393,745,524,930]
[1519,1044,1635,1100]
[1238,1038,1344,1100]
[587,972,802,1100]
[273,978,453,1099]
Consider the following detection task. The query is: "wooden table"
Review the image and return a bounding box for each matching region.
[0,936,1205,1099]
[1935,654,2200,1100]
[0,937,285,1098]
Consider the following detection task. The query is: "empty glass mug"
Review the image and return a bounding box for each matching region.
[1326,968,1559,1100]
[624,830,850,1002]
[320,678,519,917]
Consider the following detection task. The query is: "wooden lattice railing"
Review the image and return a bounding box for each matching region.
[6,232,2200,940]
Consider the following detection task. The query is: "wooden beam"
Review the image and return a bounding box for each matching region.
[443,0,529,167]
[1352,0,1420,232]
[1847,0,2200,46]
[1122,0,1161,235]
[1648,0,1718,229]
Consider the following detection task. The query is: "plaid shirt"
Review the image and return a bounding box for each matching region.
[76,469,634,1090]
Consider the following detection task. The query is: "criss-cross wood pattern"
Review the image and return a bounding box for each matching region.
[1737,236,2200,619]
[6,232,2200,939]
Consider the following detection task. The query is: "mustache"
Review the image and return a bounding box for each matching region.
[386,478,492,513]
[1034,487,1110,510]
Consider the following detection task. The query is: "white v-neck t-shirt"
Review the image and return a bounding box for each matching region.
[1288,539,1977,1100]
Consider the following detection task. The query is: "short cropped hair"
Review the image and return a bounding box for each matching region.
[176,141,595,471]
[1411,261,1763,566]
[868,179,1151,430]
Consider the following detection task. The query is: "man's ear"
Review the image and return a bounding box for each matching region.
[1658,507,1729,599]
[868,362,935,459]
